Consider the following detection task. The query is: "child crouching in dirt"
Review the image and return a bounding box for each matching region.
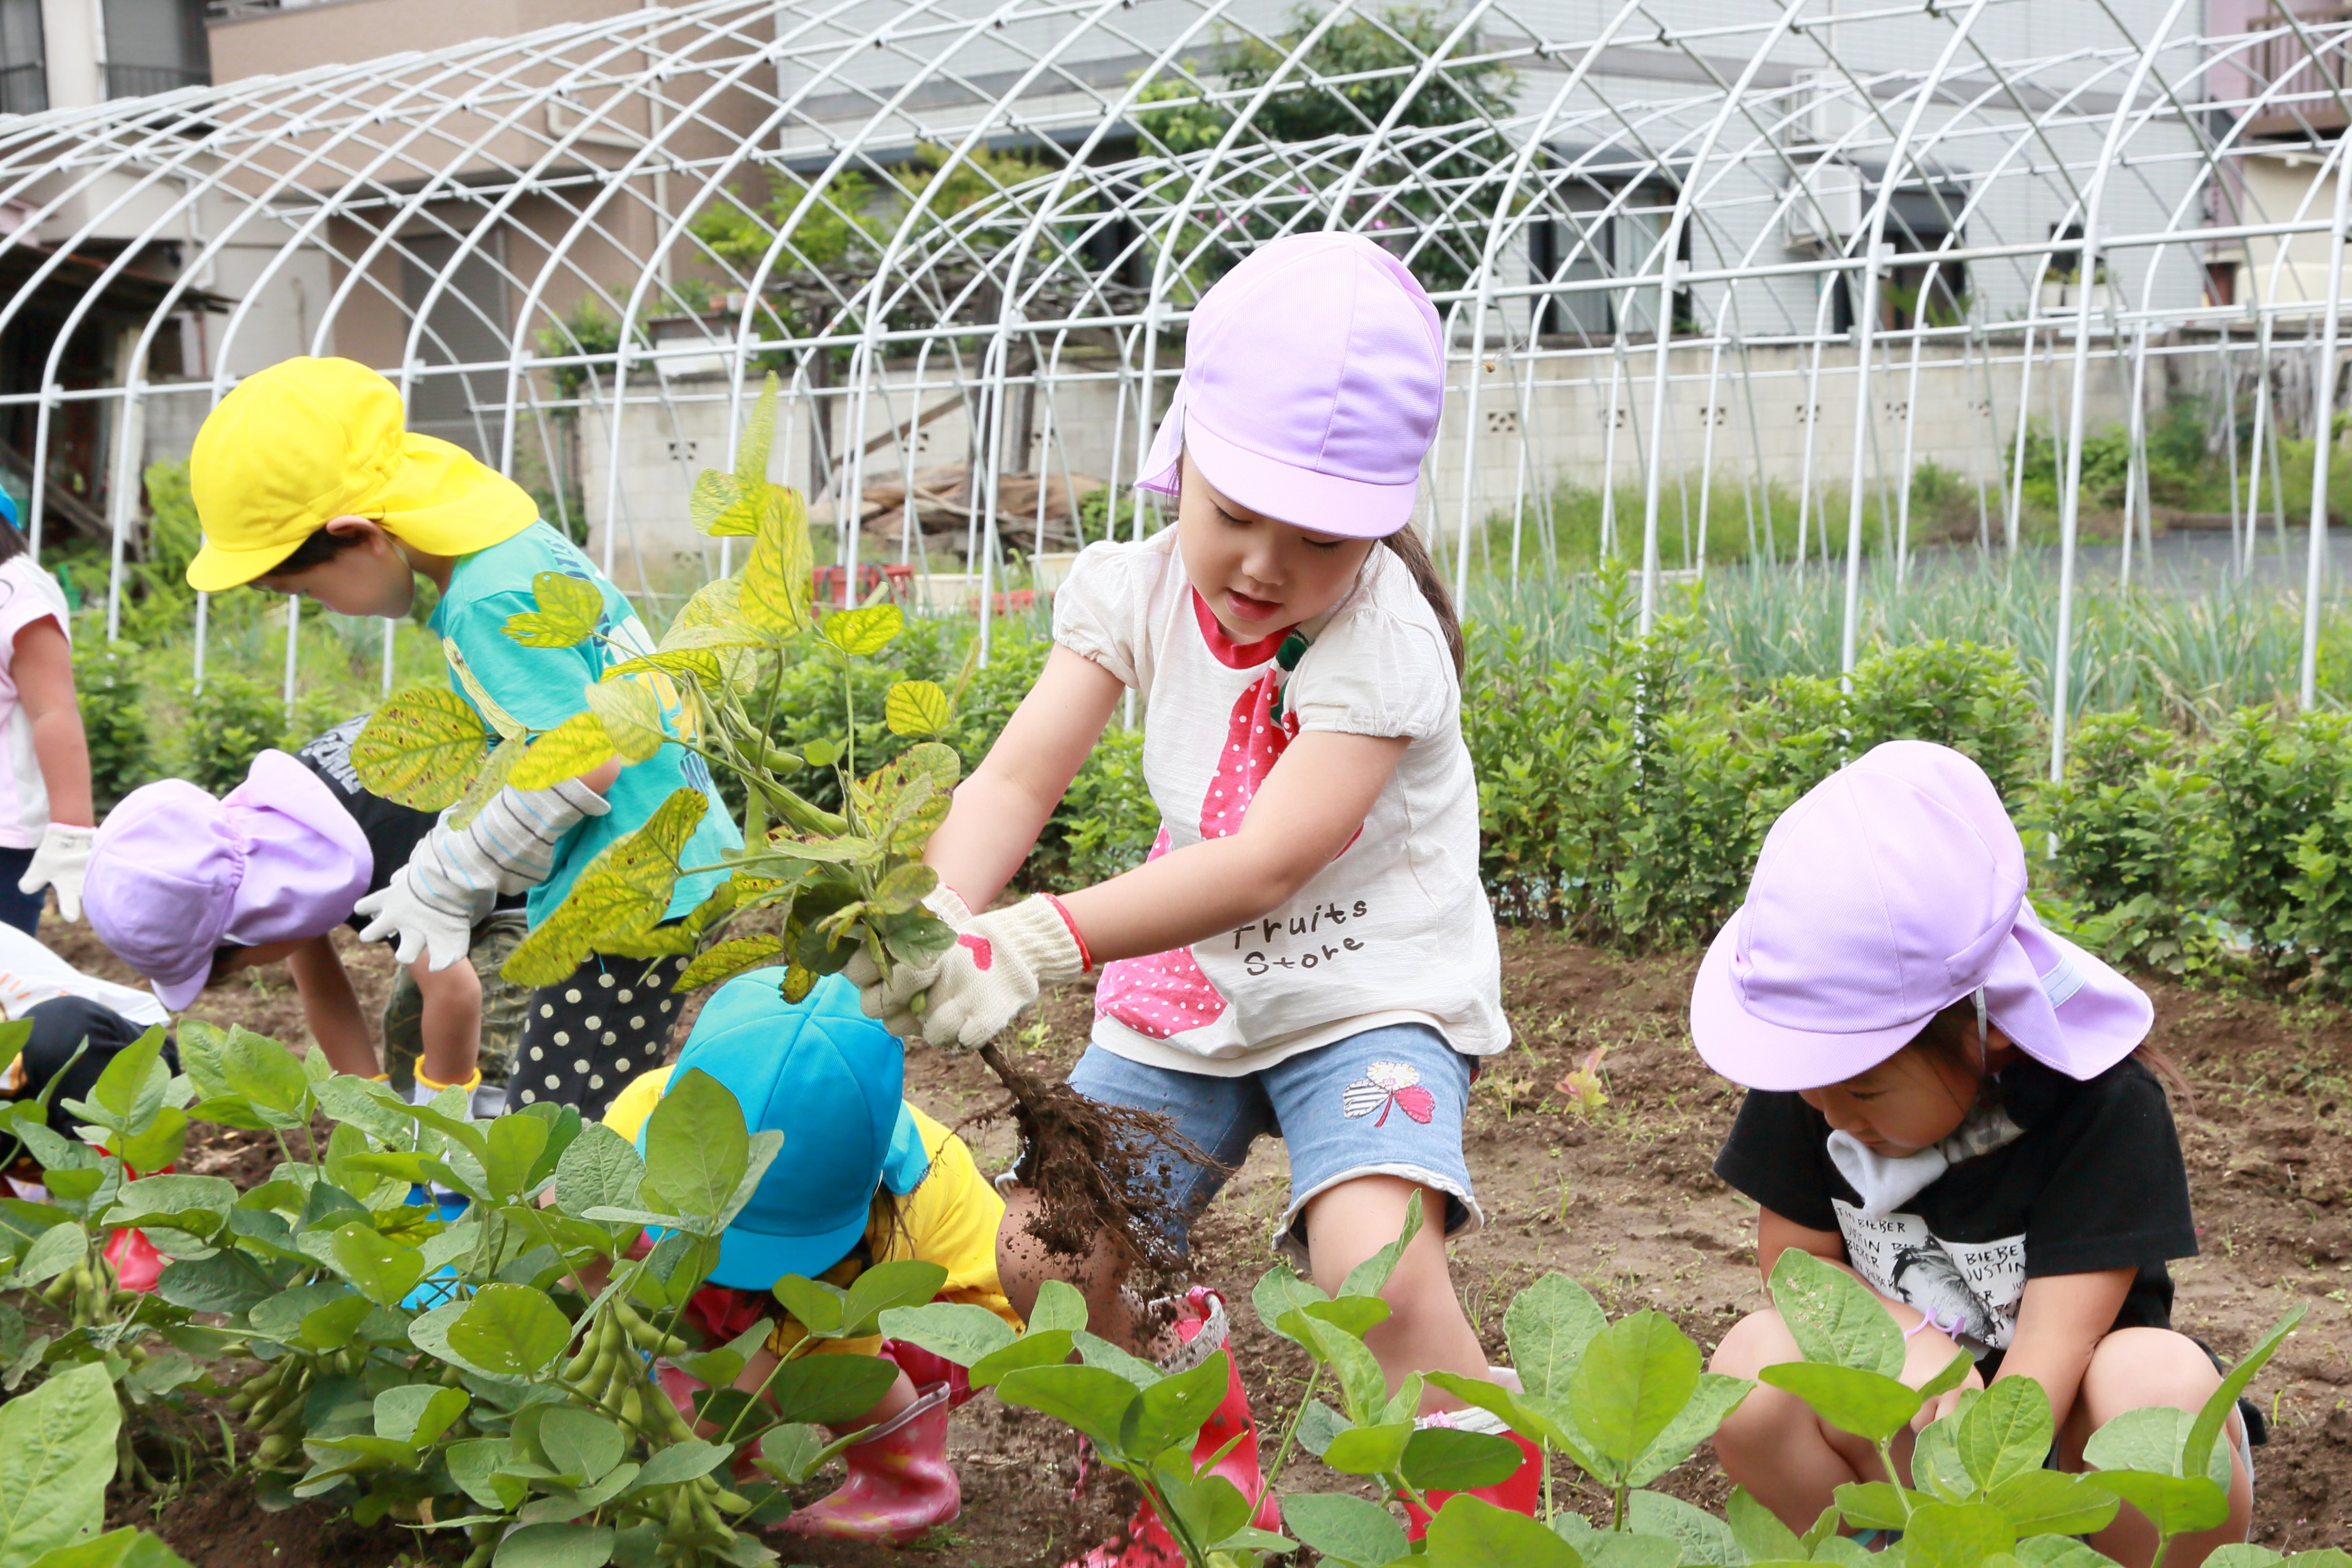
[1696,740,2256,1568]
[84,720,529,1111]
[850,233,1515,1564]
[595,969,1016,1544]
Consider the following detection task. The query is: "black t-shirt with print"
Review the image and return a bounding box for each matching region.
[294,717,525,935]
[1713,1055,2197,1378]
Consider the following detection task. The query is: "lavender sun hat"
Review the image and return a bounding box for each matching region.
[1134,232,1444,538]
[85,750,374,1012]
[1689,740,2152,1093]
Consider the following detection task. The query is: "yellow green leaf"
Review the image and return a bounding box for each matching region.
[502,572,605,649]
[599,922,702,959]
[446,732,529,830]
[606,649,723,685]
[443,639,528,740]
[510,710,618,790]
[736,372,781,484]
[584,676,667,764]
[691,470,759,537]
[740,485,812,639]
[822,604,903,657]
[499,790,707,985]
[660,578,748,652]
[871,862,937,914]
[350,686,491,811]
[884,679,952,737]
[677,936,785,990]
[781,962,817,1003]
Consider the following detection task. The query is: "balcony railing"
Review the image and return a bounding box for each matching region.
[102,62,209,98]
[2245,10,2352,139]
[0,62,46,115]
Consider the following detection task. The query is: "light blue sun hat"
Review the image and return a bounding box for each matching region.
[639,969,930,1291]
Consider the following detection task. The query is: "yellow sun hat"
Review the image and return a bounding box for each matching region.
[186,356,538,593]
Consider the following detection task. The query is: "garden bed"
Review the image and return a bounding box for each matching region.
[52,923,2352,1565]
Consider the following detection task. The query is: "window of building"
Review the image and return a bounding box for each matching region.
[100,0,209,97]
[0,0,45,114]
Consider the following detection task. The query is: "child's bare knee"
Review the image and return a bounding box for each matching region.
[1711,1309,1798,1379]
[2080,1327,2224,1422]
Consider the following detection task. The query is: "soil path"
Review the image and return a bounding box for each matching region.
[55,924,2350,1563]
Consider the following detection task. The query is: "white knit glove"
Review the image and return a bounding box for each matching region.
[355,779,610,970]
[846,882,971,1031]
[18,824,93,922]
[884,894,1087,1053]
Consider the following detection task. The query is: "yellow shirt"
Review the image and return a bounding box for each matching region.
[601,1067,1018,1355]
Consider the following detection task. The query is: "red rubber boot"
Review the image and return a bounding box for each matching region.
[783,1381,960,1544]
[1066,1288,1278,1568]
[102,1227,164,1293]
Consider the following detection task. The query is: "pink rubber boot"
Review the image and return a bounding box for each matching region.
[1066,1288,1278,1568]
[783,1381,960,1544]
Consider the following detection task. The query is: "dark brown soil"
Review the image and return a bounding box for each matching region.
[57,923,2352,1563]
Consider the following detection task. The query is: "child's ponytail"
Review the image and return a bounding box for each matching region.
[1381,525,1464,679]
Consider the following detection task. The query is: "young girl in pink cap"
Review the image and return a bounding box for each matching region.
[1695,741,2255,1567]
[850,232,1514,1563]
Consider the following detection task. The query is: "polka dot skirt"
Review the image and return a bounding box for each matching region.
[513,950,689,1121]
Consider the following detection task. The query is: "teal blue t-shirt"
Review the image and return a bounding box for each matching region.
[427,523,741,927]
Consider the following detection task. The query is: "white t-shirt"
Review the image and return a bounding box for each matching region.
[0,557,69,849]
[1053,529,1507,1076]
[0,923,168,1030]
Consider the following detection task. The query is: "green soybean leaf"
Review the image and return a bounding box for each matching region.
[11,1223,82,1287]
[491,1523,614,1568]
[1280,1491,1407,1568]
[1253,1265,1331,1350]
[1321,1420,1412,1477]
[1423,1371,1576,1452]
[1505,1271,1610,1403]
[538,1407,626,1486]
[1120,1351,1230,1461]
[1625,1489,1745,1567]
[2085,1406,2233,1485]
[842,1259,949,1338]
[968,1328,1075,1391]
[2184,1305,2302,1484]
[885,679,952,736]
[1959,1374,2057,1492]
[1400,1425,1524,1492]
[1768,1248,1904,1378]
[221,1031,311,1123]
[482,1114,552,1201]
[1303,1297,1392,1339]
[2088,1470,2231,1538]
[329,1225,425,1308]
[1073,1332,1161,1390]
[1419,1494,1582,1568]
[1903,1500,2017,1568]
[23,1530,191,1568]
[766,1353,898,1426]
[0,1363,118,1568]
[1153,1468,1250,1556]
[874,1301,1016,1367]
[1560,1525,1681,1568]
[625,1440,728,1493]
[1758,1361,1922,1445]
[298,1293,372,1351]
[1026,1278,1090,1335]
[2203,1551,2285,1568]
[352,686,490,811]
[770,1274,846,1337]
[448,1284,572,1378]
[1338,1189,1423,1300]
[1989,1470,2121,1537]
[1297,1313,1390,1426]
[1831,1480,1914,1529]
[552,1123,645,1224]
[2020,1539,2121,1568]
[1726,1485,1805,1562]
[375,1384,469,1447]
[155,1252,276,1316]
[1569,1310,1702,1469]
[642,1068,749,1220]
[996,1364,1142,1454]
[1629,1371,1754,1486]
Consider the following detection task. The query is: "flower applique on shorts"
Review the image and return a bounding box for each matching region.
[1342,1060,1436,1127]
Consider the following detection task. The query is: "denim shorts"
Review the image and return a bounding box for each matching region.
[1065,1021,1481,1259]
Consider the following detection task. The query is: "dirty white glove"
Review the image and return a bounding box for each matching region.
[18,823,93,922]
[847,883,972,1029]
[886,894,1089,1053]
[356,779,609,970]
